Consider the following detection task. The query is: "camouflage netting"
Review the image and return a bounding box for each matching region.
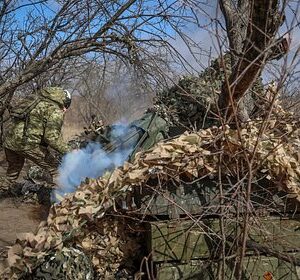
[21,247,94,280]
[2,85,300,279]
[154,53,264,129]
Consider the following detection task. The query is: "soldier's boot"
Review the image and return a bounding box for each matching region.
[0,176,11,197]
[25,166,54,207]
[0,176,22,198]
[6,168,26,197]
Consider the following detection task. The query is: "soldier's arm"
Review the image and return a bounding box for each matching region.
[43,107,70,155]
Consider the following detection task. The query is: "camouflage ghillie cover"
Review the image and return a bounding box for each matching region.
[27,166,53,185]
[3,85,300,279]
[155,54,263,129]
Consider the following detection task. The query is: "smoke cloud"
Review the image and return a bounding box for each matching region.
[54,124,137,201]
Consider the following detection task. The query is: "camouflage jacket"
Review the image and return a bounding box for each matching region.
[3,87,70,155]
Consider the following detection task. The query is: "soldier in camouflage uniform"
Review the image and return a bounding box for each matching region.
[1,87,72,193]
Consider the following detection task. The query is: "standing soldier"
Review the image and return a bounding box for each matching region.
[0,87,72,195]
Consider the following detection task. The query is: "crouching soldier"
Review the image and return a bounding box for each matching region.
[0,87,72,195]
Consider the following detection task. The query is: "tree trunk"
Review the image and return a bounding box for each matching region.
[218,0,285,122]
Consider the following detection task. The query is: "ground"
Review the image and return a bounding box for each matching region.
[0,149,47,272]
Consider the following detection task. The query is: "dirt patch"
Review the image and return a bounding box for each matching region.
[0,198,45,247]
[0,149,47,252]
[0,198,45,277]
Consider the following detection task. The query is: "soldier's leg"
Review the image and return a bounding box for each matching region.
[0,148,25,196]
[22,147,59,186]
[4,148,25,185]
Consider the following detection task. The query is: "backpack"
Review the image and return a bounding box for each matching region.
[8,94,43,143]
[9,94,42,120]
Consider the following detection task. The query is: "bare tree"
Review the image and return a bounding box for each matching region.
[0,0,198,114]
[0,0,205,144]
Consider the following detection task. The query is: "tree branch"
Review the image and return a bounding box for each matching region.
[245,239,300,266]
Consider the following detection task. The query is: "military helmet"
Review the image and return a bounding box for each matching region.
[63,89,72,109]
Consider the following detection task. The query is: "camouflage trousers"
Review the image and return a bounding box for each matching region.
[2,146,59,189]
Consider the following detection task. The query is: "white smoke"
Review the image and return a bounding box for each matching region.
[54,124,137,200]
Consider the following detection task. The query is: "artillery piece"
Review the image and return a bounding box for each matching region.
[5,55,300,279]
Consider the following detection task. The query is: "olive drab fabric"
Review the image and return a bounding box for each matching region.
[129,112,168,157]
[93,112,169,160]
[3,87,70,155]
